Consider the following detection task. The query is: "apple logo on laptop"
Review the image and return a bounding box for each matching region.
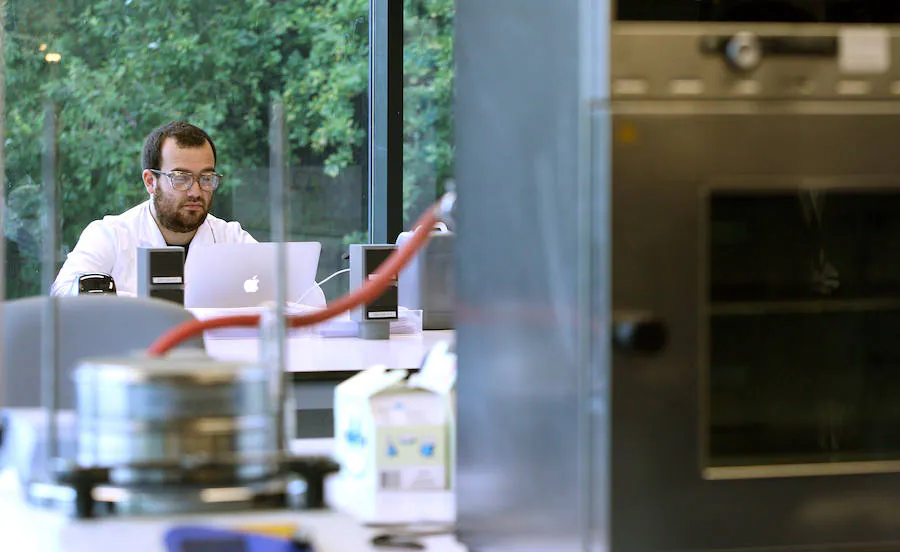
[243,275,260,294]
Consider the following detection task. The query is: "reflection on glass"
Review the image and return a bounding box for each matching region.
[4,0,370,300]
[403,0,454,228]
[708,189,900,470]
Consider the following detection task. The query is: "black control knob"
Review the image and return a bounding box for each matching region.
[53,464,110,519]
[283,456,341,509]
[613,311,667,355]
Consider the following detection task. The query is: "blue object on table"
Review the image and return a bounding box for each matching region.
[165,526,314,552]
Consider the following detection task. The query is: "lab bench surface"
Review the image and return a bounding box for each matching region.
[0,409,463,552]
[0,331,459,549]
[204,330,454,374]
[1,441,463,552]
[0,493,465,552]
[203,330,454,439]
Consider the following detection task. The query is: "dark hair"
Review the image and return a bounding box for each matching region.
[141,121,217,170]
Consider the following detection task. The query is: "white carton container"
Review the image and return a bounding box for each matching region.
[331,342,457,524]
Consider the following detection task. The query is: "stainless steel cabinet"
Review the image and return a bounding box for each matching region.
[457,1,900,550]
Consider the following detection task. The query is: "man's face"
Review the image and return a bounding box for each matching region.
[150,138,215,234]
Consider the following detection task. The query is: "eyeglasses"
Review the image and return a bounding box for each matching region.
[150,169,222,191]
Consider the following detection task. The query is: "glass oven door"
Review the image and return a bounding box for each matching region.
[707,187,900,477]
[611,110,900,551]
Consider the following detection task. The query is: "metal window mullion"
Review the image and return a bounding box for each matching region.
[368,0,404,244]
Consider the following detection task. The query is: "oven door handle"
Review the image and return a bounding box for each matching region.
[613,310,668,355]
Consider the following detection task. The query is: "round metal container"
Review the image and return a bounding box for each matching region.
[73,356,278,486]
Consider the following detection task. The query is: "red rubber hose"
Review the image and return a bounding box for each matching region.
[146,204,440,356]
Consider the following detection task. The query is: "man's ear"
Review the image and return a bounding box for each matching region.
[142,169,156,195]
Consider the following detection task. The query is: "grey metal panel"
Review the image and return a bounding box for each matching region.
[459,5,900,552]
[586,108,613,552]
[2,295,204,410]
[292,381,335,411]
[611,110,900,551]
[613,22,900,552]
[368,0,403,243]
[368,0,389,243]
[455,0,607,550]
[611,26,900,101]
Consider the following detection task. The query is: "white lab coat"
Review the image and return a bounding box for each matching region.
[51,200,257,296]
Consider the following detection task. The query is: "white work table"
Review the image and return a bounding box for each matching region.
[0,439,464,552]
[203,330,454,373]
[202,331,455,439]
[0,491,464,552]
[0,332,462,551]
[0,325,460,548]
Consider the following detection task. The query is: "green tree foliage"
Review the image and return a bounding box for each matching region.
[403,0,454,221]
[3,0,454,297]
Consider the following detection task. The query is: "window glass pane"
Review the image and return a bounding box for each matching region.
[403,0,455,229]
[4,0,369,301]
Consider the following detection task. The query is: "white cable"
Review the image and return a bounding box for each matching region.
[293,268,350,306]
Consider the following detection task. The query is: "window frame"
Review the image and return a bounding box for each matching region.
[368,0,405,244]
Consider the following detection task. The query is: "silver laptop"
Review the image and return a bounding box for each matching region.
[184,242,322,308]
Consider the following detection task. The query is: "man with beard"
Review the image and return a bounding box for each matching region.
[51,121,257,296]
